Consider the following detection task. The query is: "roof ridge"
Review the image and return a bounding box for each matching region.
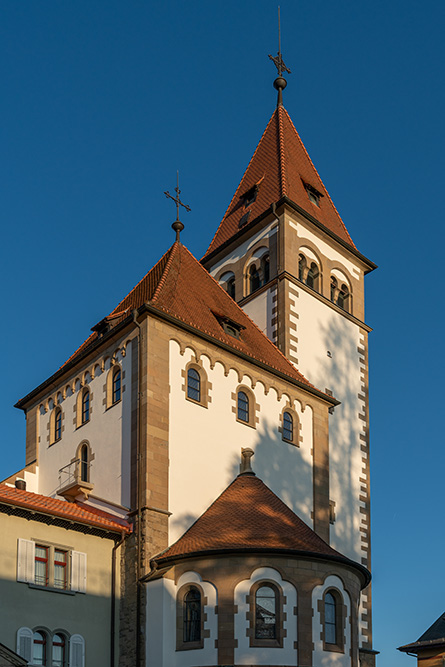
[111,242,175,314]
[277,106,287,197]
[179,245,315,389]
[203,109,279,260]
[281,107,356,249]
[151,241,180,303]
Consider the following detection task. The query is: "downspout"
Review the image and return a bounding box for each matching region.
[271,202,281,350]
[111,530,126,667]
[132,310,142,667]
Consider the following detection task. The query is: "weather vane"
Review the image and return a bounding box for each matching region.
[164,171,191,242]
[268,7,291,106]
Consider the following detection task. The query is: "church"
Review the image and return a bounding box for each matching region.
[0,50,377,667]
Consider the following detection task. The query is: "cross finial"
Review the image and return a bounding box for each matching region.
[268,7,291,107]
[164,171,191,242]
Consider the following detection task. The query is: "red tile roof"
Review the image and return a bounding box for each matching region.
[203,105,355,260]
[20,241,333,403]
[0,483,131,534]
[153,473,367,582]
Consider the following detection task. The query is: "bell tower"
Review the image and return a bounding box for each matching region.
[201,54,377,665]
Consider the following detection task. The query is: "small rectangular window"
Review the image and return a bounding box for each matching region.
[35,545,49,587]
[54,550,67,589]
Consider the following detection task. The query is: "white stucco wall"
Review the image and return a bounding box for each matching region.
[289,286,365,563]
[37,338,133,511]
[146,571,218,667]
[312,575,353,667]
[234,567,297,665]
[168,341,313,544]
[241,285,277,342]
[209,222,278,277]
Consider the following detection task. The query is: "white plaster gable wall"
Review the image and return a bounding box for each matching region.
[289,286,364,563]
[241,285,276,342]
[208,222,278,277]
[37,339,133,510]
[168,341,313,544]
[146,572,217,667]
[312,575,353,667]
[234,566,297,666]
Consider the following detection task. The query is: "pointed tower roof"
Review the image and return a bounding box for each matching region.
[203,105,356,261]
[17,241,337,408]
[151,471,370,585]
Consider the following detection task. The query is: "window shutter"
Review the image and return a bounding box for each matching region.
[16,627,33,662]
[69,634,85,667]
[17,539,35,583]
[71,551,87,593]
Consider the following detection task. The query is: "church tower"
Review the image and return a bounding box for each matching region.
[202,60,377,664]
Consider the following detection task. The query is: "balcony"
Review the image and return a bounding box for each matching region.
[57,458,93,502]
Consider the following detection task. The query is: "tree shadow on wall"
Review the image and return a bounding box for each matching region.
[170,418,317,544]
[315,312,366,559]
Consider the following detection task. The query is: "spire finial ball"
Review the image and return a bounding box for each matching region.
[273,76,287,92]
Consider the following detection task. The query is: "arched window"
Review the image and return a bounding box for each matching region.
[307,262,320,291]
[249,264,260,293]
[112,368,121,404]
[80,444,89,483]
[33,631,47,666]
[337,284,350,312]
[81,390,90,424]
[255,585,277,639]
[227,277,236,299]
[183,588,201,643]
[324,591,337,644]
[330,276,338,303]
[237,391,249,423]
[261,254,270,284]
[52,633,66,667]
[187,368,201,402]
[298,254,307,282]
[54,408,62,442]
[282,411,293,442]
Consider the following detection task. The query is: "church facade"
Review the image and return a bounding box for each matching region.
[2,68,377,667]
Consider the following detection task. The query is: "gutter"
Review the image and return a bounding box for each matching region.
[143,546,371,589]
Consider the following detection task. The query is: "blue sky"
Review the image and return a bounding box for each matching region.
[1,2,444,664]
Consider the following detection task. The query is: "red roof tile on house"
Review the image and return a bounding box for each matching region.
[203,105,355,260]
[0,483,131,534]
[153,473,365,576]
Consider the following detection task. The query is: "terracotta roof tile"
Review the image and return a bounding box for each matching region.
[154,473,363,574]
[0,483,131,534]
[203,106,355,260]
[32,241,327,398]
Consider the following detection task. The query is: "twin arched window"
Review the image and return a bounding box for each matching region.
[17,628,81,667]
[298,254,320,292]
[330,276,350,312]
[248,253,270,295]
[33,631,66,666]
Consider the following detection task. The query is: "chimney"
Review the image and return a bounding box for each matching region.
[15,478,26,491]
